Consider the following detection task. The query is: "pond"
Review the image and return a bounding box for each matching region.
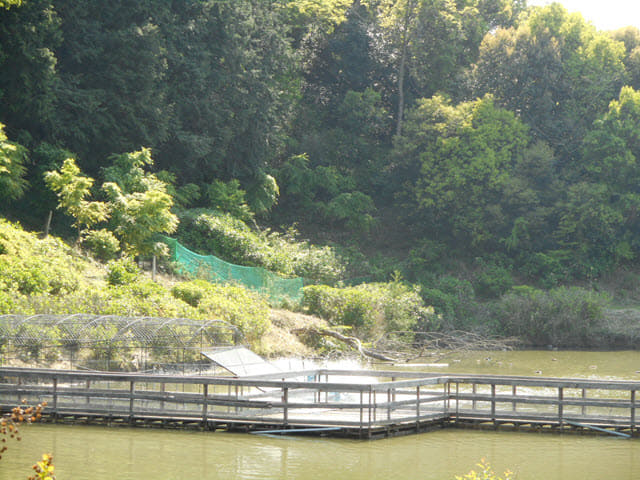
[2,350,639,480]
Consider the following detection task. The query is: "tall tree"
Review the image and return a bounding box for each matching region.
[380,0,523,135]
[395,95,530,251]
[470,4,627,166]
[158,0,298,192]
[0,0,61,143]
[53,0,170,171]
[0,123,28,203]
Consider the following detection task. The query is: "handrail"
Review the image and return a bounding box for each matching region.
[0,367,637,438]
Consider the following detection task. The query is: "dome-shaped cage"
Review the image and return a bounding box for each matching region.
[0,314,243,372]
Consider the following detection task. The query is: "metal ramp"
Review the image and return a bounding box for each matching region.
[201,346,281,377]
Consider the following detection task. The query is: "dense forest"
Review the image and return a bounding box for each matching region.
[3,0,640,349]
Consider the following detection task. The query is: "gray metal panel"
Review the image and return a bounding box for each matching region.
[201,346,281,377]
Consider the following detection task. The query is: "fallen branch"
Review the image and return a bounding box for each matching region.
[293,327,397,362]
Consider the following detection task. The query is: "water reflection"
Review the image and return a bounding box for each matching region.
[1,423,639,480]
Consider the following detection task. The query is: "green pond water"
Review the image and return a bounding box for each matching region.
[2,350,640,480]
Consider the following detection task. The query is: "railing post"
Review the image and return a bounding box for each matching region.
[455,382,459,421]
[472,383,477,411]
[558,387,564,427]
[129,380,135,424]
[52,377,58,422]
[86,379,91,405]
[416,385,421,432]
[443,383,448,414]
[491,384,496,424]
[387,387,392,420]
[282,386,289,427]
[581,388,587,416]
[359,389,364,437]
[512,385,517,412]
[369,387,374,424]
[202,384,208,429]
[368,386,373,438]
[631,390,636,435]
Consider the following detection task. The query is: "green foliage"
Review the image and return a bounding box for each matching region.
[0,123,28,203]
[106,257,140,286]
[455,458,514,480]
[179,211,345,284]
[489,286,608,347]
[0,0,22,8]
[302,281,433,338]
[44,157,110,238]
[82,229,120,261]
[418,275,476,330]
[0,218,82,296]
[474,260,514,299]
[102,148,178,256]
[171,279,212,308]
[193,283,270,344]
[471,3,627,158]
[204,179,254,222]
[397,94,530,250]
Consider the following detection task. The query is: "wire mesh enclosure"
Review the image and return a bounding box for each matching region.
[0,314,243,372]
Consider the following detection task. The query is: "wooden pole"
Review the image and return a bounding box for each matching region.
[52,377,58,422]
[491,384,496,424]
[631,390,636,435]
[129,380,135,424]
[558,387,564,427]
[283,386,289,426]
[416,386,421,432]
[202,384,208,429]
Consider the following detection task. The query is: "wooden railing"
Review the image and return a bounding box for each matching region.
[0,368,637,438]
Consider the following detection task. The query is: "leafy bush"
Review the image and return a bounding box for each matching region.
[178,210,345,284]
[474,262,514,299]
[195,283,270,344]
[0,219,82,295]
[171,279,212,307]
[489,286,608,347]
[419,275,476,330]
[82,228,120,261]
[106,257,140,286]
[303,281,433,338]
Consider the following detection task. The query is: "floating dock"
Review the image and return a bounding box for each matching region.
[0,367,637,439]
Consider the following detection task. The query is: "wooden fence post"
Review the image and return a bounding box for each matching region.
[52,377,58,422]
[129,380,135,424]
[202,384,208,429]
[491,384,496,424]
[283,386,289,426]
[416,386,421,432]
[558,387,564,427]
[631,390,636,435]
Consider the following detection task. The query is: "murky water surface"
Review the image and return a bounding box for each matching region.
[2,350,639,479]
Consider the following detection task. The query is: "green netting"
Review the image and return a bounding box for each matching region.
[161,237,303,304]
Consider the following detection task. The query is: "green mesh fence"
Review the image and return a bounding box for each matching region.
[161,237,303,304]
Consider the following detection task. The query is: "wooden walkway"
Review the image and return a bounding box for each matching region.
[0,367,638,439]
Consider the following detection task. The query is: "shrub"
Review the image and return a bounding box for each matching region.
[178,211,344,284]
[194,283,271,344]
[419,275,476,330]
[171,279,212,307]
[0,219,82,295]
[490,286,608,347]
[106,257,140,286]
[303,281,433,338]
[474,260,514,299]
[82,228,120,261]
